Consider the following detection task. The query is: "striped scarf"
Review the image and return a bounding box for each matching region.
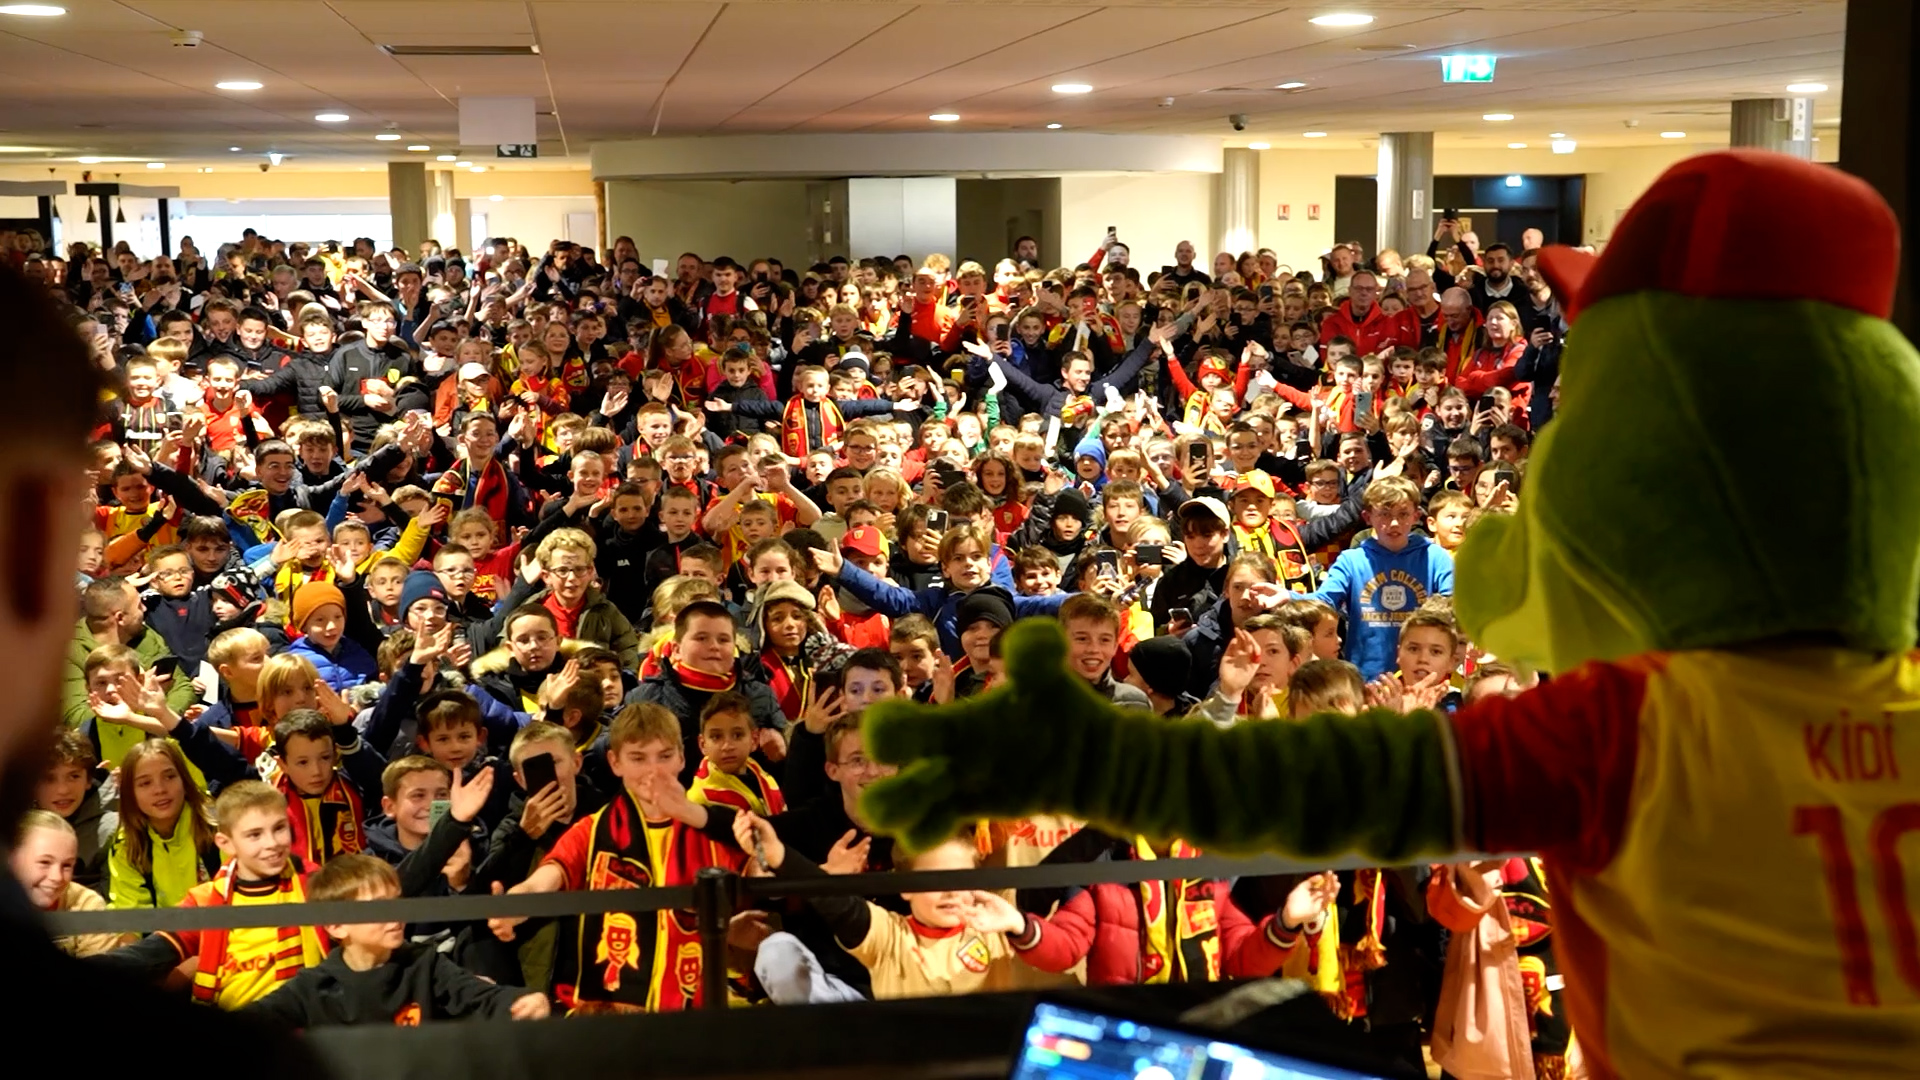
[185,861,327,1005]
[275,770,366,867]
[781,396,844,459]
[434,456,513,542]
[1135,839,1220,984]
[672,659,736,694]
[760,648,811,721]
[554,788,744,1012]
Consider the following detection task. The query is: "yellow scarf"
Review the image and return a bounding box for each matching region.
[1135,838,1219,984]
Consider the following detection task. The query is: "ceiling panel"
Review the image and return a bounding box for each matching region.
[0,0,1848,165]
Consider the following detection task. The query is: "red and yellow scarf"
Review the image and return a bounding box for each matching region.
[553,788,744,1012]
[181,860,327,1005]
[276,771,366,868]
[1334,868,1390,1020]
[690,758,786,817]
[673,659,736,694]
[781,396,844,459]
[434,456,513,542]
[1135,839,1222,984]
[1235,519,1315,592]
[1436,317,1487,386]
[760,647,812,721]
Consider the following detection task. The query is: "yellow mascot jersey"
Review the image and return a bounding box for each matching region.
[1450,647,1920,1078]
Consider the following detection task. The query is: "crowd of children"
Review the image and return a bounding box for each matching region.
[24,225,1572,1074]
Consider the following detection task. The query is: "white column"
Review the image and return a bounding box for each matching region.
[1213,147,1258,258]
[1377,132,1434,261]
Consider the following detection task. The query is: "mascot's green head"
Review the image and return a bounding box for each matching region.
[1455,150,1920,672]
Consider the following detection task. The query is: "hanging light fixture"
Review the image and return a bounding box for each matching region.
[84,201,95,223]
[114,199,126,224]
[49,198,59,221]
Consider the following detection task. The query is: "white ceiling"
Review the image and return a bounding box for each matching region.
[0,0,1846,169]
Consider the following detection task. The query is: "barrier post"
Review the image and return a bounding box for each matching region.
[694,866,737,1011]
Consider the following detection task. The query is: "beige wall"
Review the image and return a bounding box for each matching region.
[603,179,814,269]
[1059,172,1213,273]
[1250,137,1841,269]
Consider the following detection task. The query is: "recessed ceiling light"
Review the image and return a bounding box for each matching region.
[315,112,349,123]
[456,160,472,167]
[76,156,101,164]
[1309,13,1374,27]
[215,80,263,91]
[1046,123,1062,130]
[1051,83,1092,95]
[1276,81,1308,90]
[1551,139,1577,154]
[489,194,503,202]
[470,166,487,173]
[1508,142,1527,149]
[1302,131,1329,138]
[228,146,241,152]
[1786,82,1828,93]
[406,144,430,151]
[1247,142,1270,150]
[436,154,456,161]
[145,162,165,169]
[1660,131,1686,139]
[929,112,960,122]
[1549,132,1567,139]
[0,4,66,15]
[374,133,402,142]
[1482,112,1514,122]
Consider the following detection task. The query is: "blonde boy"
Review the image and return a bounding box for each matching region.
[490,704,743,1013]
[96,781,328,1010]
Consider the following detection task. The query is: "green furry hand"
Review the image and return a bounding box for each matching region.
[860,619,1142,851]
[860,619,1459,859]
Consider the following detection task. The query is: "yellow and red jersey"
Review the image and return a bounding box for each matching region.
[1451,647,1920,1078]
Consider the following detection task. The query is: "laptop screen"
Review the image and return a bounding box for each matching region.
[1010,1002,1392,1080]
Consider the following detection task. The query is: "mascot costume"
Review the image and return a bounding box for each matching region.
[860,150,1920,1078]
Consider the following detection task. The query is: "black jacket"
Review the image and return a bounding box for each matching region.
[627,660,787,784]
[766,795,903,999]
[246,348,336,420]
[327,339,423,445]
[240,942,530,1027]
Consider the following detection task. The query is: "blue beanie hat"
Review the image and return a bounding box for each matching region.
[399,570,450,622]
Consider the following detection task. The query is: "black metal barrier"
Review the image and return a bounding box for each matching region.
[43,848,1506,1015]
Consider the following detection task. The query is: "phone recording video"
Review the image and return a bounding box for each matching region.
[520,751,559,796]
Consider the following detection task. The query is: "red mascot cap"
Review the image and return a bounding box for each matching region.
[1537,149,1900,325]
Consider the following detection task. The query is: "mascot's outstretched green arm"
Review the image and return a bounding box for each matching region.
[861,619,1627,859]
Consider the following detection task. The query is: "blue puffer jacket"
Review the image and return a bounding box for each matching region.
[284,634,378,691]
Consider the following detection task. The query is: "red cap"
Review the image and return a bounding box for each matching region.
[1537,149,1899,325]
[841,525,883,558]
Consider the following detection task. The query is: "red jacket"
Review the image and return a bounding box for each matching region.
[1454,338,1528,398]
[1010,872,1298,985]
[1319,300,1418,356]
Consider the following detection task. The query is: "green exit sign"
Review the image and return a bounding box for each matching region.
[1439,54,1497,83]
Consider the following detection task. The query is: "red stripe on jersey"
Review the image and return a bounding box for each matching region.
[1447,659,1649,873]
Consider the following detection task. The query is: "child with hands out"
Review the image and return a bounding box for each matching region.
[730,811,1026,1003]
